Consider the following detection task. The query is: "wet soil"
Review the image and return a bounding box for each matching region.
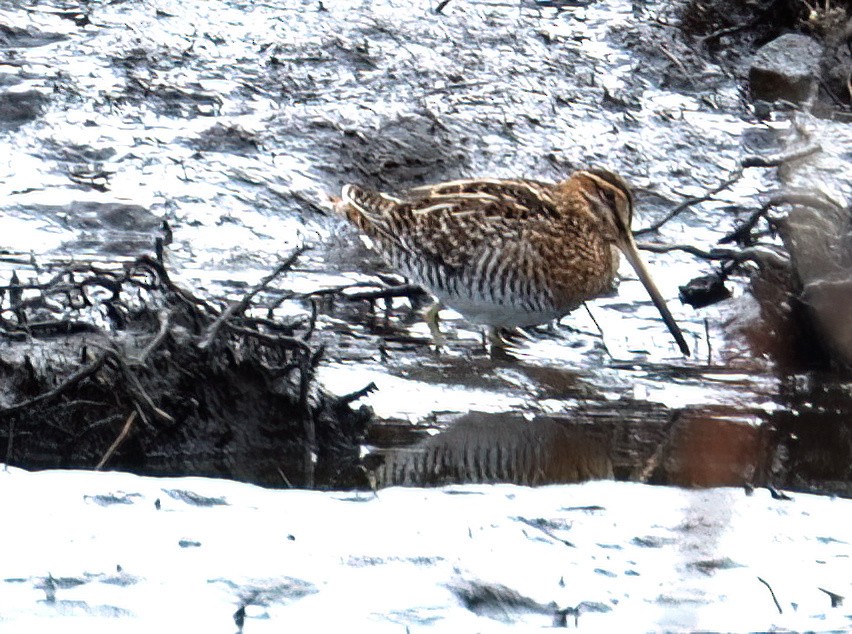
[1,0,851,493]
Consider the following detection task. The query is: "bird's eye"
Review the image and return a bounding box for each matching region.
[599,188,617,208]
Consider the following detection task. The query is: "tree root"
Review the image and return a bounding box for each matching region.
[0,249,370,487]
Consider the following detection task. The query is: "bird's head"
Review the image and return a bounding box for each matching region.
[574,168,690,356]
[574,168,634,243]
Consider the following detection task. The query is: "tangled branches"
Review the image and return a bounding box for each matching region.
[0,249,369,487]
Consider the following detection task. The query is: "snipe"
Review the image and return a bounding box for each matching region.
[335,169,690,356]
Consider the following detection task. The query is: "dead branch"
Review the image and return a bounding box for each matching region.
[720,191,844,245]
[1,247,365,487]
[69,413,124,446]
[343,283,428,302]
[130,255,216,317]
[638,241,789,268]
[0,352,110,417]
[225,323,312,353]
[96,410,137,470]
[699,22,753,47]
[133,309,171,365]
[741,143,822,168]
[638,242,735,260]
[198,245,306,350]
[236,315,307,335]
[634,170,743,236]
[757,577,783,614]
[1,320,105,340]
[110,351,176,426]
[338,381,378,404]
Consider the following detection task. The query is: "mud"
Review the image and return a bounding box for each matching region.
[1,0,851,494]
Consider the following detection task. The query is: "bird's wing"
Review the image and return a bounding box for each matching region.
[341,179,558,269]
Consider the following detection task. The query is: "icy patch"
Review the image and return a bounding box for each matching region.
[0,466,849,632]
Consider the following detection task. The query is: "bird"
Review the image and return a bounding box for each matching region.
[335,169,690,356]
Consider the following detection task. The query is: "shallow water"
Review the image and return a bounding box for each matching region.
[1,0,850,491]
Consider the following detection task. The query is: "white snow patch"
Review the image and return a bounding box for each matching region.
[0,466,849,632]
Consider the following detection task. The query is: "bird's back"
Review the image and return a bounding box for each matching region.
[339,178,619,327]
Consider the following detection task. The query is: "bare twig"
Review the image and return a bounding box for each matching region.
[699,22,752,47]
[435,0,453,13]
[741,143,822,168]
[237,315,306,335]
[199,245,306,350]
[583,303,611,358]
[1,319,104,340]
[757,577,783,614]
[338,381,378,404]
[720,191,843,244]
[344,283,428,302]
[638,242,734,259]
[638,242,790,268]
[225,323,312,352]
[96,411,137,470]
[131,255,215,317]
[636,411,682,482]
[134,310,171,365]
[112,353,175,426]
[634,170,743,236]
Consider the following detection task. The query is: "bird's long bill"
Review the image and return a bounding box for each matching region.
[618,237,691,356]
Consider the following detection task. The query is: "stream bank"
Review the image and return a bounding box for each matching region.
[0,0,850,493]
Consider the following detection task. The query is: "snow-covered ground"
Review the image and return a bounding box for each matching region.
[1,466,849,632]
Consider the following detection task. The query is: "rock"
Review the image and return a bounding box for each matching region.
[779,200,852,369]
[0,89,49,126]
[749,34,823,104]
[678,272,731,308]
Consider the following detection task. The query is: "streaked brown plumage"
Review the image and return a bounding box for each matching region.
[336,169,690,355]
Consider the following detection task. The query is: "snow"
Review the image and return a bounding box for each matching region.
[1,466,849,632]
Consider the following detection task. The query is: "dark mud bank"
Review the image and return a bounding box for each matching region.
[0,253,369,487]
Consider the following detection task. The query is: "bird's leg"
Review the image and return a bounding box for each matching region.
[482,326,504,356]
[424,301,446,350]
[484,326,501,350]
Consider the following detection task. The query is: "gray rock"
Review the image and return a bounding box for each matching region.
[0,89,49,125]
[749,34,823,104]
[779,200,852,369]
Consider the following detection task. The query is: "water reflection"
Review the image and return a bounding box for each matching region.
[370,387,851,495]
[652,407,765,488]
[371,411,613,487]
[769,373,852,496]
